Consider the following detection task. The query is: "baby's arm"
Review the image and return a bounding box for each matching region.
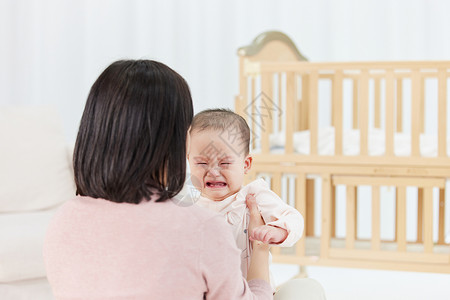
[246,194,288,244]
[246,179,304,247]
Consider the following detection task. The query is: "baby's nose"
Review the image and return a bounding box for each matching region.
[208,167,221,177]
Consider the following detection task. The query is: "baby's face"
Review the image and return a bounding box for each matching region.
[188,129,252,201]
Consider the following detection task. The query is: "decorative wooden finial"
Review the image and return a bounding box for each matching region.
[237,31,307,61]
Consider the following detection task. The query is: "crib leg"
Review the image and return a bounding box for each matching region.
[294,265,309,279]
[306,179,315,236]
[438,188,446,245]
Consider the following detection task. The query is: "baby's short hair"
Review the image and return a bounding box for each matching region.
[191,109,250,156]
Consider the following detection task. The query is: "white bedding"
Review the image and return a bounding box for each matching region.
[267,127,448,157]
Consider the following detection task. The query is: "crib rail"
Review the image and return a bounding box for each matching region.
[247,166,450,273]
[236,60,450,162]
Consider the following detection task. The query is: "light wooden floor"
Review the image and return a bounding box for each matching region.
[4,264,448,299]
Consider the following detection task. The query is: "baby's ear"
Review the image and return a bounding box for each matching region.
[244,155,252,174]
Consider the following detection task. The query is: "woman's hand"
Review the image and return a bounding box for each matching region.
[246,193,270,282]
[246,194,267,245]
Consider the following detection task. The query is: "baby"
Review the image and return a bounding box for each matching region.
[187,108,304,288]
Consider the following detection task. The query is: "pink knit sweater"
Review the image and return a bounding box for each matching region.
[43,196,272,300]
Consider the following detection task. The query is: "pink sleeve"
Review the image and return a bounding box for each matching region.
[199,214,272,300]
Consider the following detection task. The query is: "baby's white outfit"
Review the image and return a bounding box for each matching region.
[196,178,304,290]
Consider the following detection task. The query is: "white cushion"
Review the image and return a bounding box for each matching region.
[0,209,56,282]
[0,106,75,212]
[0,277,54,300]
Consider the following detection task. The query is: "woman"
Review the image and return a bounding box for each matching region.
[43,60,272,299]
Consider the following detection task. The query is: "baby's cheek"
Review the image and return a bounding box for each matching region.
[190,172,203,189]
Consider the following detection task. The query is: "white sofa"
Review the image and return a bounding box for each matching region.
[0,106,76,299]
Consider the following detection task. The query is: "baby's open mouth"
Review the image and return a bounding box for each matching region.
[206,181,227,188]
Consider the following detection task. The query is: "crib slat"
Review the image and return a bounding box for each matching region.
[306,179,315,236]
[396,78,403,132]
[396,187,407,252]
[333,70,343,155]
[237,57,247,118]
[295,76,300,132]
[354,192,358,239]
[309,71,319,155]
[438,188,446,245]
[359,70,369,155]
[346,185,356,249]
[438,69,447,157]
[251,77,256,152]
[272,172,282,198]
[296,173,306,256]
[331,185,336,238]
[260,72,272,153]
[417,189,423,243]
[371,186,381,250]
[321,173,332,258]
[374,78,381,129]
[385,70,395,156]
[278,73,283,132]
[271,172,282,256]
[268,74,275,137]
[285,72,295,154]
[353,79,358,129]
[423,187,433,253]
[420,77,426,134]
[235,95,243,119]
[301,75,309,131]
[411,70,421,156]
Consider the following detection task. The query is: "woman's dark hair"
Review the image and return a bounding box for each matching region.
[73,60,193,204]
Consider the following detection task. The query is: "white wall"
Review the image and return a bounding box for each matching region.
[1,0,450,142]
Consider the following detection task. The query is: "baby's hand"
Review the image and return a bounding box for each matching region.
[250,225,288,245]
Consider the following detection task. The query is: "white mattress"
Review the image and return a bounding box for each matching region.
[267,127,448,157]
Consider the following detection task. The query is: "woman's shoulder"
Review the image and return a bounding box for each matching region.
[168,198,225,225]
[164,200,233,238]
[48,195,228,235]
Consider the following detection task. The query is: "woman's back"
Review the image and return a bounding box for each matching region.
[44,196,271,299]
[44,60,272,300]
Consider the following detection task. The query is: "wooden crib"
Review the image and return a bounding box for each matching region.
[235,31,450,274]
